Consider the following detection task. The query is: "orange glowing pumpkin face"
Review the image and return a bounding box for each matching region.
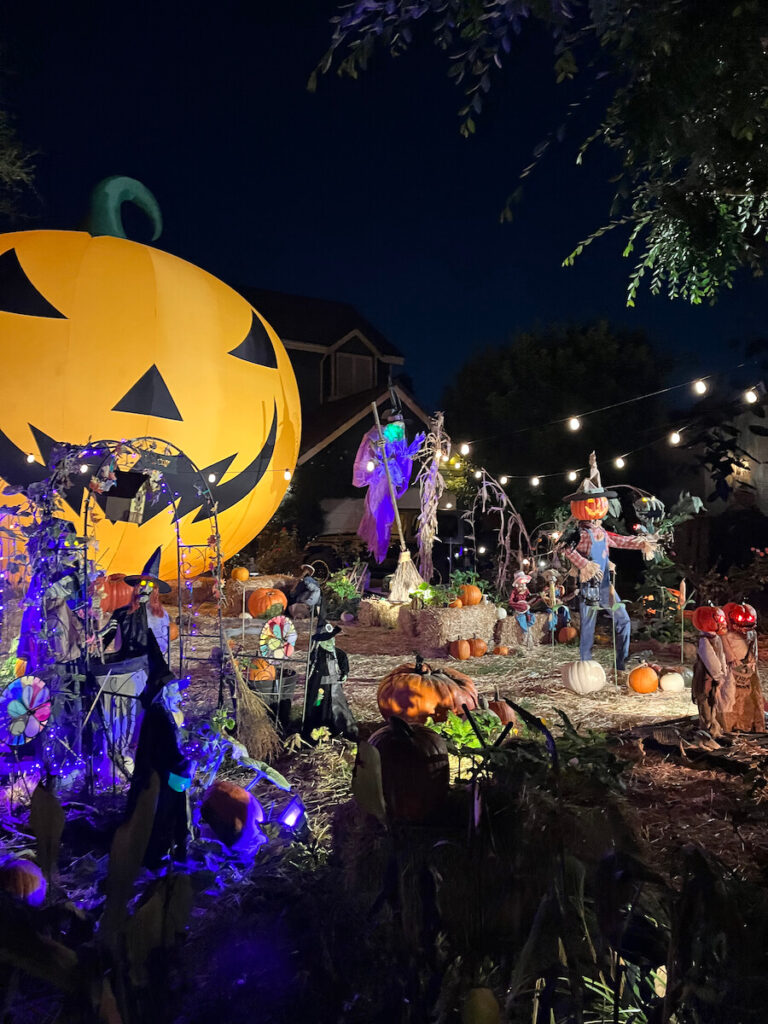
[0,230,300,578]
[570,496,609,521]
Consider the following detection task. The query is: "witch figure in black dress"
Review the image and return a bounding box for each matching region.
[302,621,358,741]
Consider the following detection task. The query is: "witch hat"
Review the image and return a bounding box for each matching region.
[562,451,617,502]
[125,546,171,593]
[312,618,341,641]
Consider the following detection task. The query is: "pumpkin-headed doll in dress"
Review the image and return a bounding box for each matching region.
[509,570,535,644]
[691,605,729,737]
[720,602,765,733]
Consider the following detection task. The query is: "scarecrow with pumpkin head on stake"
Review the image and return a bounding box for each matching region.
[559,453,658,675]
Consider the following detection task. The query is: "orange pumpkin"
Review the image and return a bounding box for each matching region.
[168,622,179,642]
[377,654,479,723]
[231,566,250,583]
[691,605,727,635]
[493,645,509,656]
[448,598,463,609]
[200,780,264,849]
[0,858,47,906]
[558,625,578,644]
[248,657,276,682]
[570,496,609,521]
[469,637,488,658]
[628,664,659,694]
[247,587,288,618]
[450,638,471,661]
[367,716,450,821]
[100,573,135,613]
[459,584,483,607]
[14,657,26,678]
[488,688,516,726]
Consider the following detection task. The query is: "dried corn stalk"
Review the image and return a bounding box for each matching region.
[415,412,450,582]
[463,471,531,595]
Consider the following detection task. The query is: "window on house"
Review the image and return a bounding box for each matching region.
[334,352,374,398]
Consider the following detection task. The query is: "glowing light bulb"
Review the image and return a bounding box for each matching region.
[208,473,217,483]
[454,462,461,470]
[478,546,487,554]
[539,560,546,568]
[522,558,530,566]
[614,457,625,469]
[693,379,707,395]
[283,469,292,481]
[551,531,560,541]
[530,476,540,487]
[365,460,375,473]
[567,471,578,482]
[441,453,449,463]
[474,470,482,480]
[80,464,89,474]
[460,443,470,456]
[567,417,581,431]
[26,453,35,463]
[499,476,508,486]
[444,502,453,509]
[669,431,681,446]
[745,388,758,404]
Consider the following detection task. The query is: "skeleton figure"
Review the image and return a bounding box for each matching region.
[302,621,358,741]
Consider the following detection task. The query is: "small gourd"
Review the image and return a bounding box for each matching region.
[496,606,507,620]
[628,663,659,694]
[558,625,578,644]
[492,645,509,656]
[450,638,471,661]
[468,637,488,658]
[231,566,250,582]
[658,670,685,693]
[459,584,482,607]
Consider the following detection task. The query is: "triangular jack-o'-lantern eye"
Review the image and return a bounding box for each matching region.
[228,310,277,368]
[112,365,183,421]
[0,248,67,318]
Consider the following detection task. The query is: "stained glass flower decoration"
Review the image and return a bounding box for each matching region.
[0,676,52,746]
[259,616,297,660]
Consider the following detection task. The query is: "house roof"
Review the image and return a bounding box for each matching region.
[239,287,404,362]
[298,383,432,466]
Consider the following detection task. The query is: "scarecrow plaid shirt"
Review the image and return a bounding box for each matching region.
[564,525,646,570]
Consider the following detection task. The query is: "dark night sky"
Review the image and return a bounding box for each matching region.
[3,0,767,407]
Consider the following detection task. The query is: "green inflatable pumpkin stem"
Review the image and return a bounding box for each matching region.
[89,176,163,241]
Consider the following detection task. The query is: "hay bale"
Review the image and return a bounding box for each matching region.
[358,598,401,629]
[495,612,551,649]
[223,574,298,616]
[398,603,496,650]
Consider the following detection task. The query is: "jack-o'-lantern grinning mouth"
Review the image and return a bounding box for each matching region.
[0,403,278,522]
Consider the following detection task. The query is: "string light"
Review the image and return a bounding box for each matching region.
[80,464,89,474]
[474,470,482,479]
[454,461,461,470]
[693,379,708,395]
[522,558,530,566]
[567,471,578,482]
[26,453,35,463]
[459,443,470,456]
[478,545,487,554]
[550,531,560,541]
[745,389,758,404]
[530,476,540,487]
[567,417,581,431]
[441,453,449,463]
[365,459,375,472]
[669,431,681,446]
[614,457,626,469]
[207,473,217,483]
[283,469,292,481]
[499,476,508,485]
[444,502,453,509]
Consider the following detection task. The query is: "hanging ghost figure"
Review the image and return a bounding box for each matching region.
[353,409,424,563]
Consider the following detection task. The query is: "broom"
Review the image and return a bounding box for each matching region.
[371,401,425,603]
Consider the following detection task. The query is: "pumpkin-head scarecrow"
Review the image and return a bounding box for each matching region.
[691,605,730,738]
[0,176,301,580]
[560,452,657,671]
[720,603,765,733]
[302,620,357,742]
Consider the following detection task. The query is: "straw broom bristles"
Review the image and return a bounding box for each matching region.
[388,549,425,604]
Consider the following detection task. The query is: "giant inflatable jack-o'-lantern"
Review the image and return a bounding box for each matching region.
[0,177,300,579]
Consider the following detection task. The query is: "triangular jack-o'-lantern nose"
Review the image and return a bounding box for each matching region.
[0,249,67,319]
[112,364,183,421]
[228,311,278,368]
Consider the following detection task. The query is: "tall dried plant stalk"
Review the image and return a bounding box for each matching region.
[415,412,450,582]
[463,471,531,595]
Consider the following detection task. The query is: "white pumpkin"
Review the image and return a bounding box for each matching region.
[659,671,685,693]
[561,659,607,695]
[496,606,508,621]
